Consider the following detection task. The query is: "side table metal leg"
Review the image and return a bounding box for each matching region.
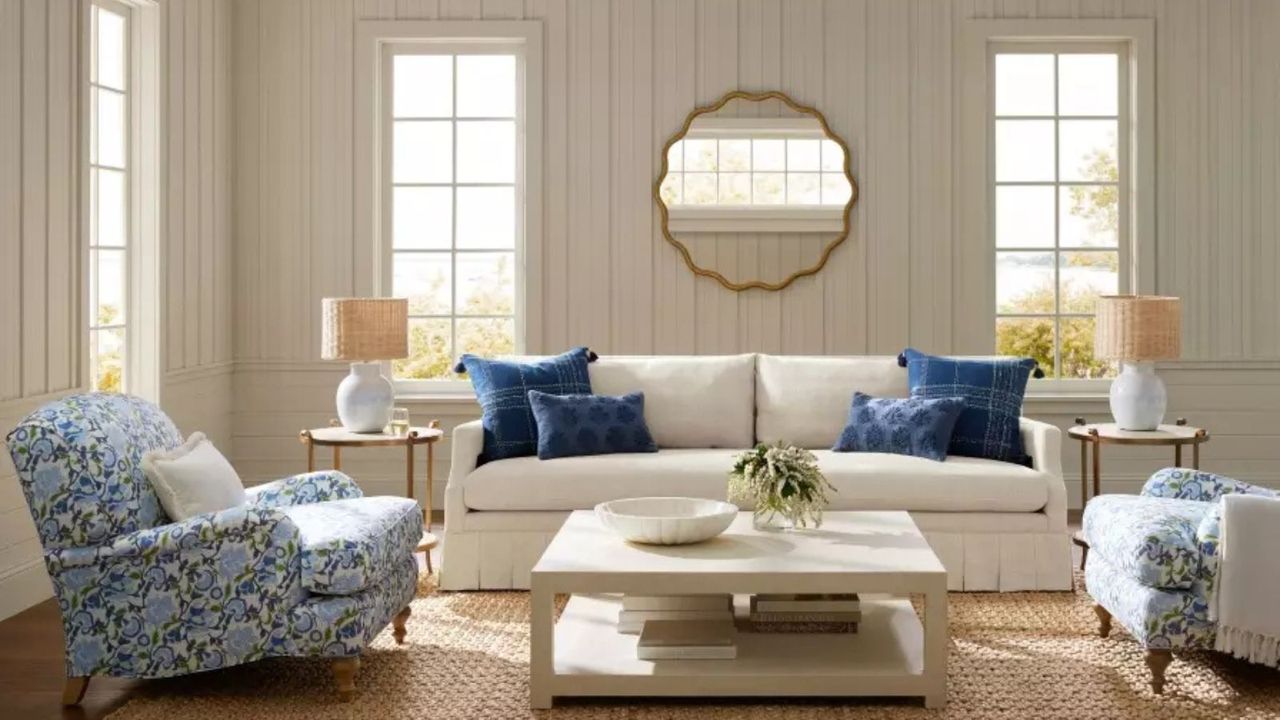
[1175,444,1182,467]
[1091,436,1101,499]
[1080,439,1088,510]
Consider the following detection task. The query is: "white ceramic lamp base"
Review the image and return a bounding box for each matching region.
[335,361,394,432]
[1109,361,1167,431]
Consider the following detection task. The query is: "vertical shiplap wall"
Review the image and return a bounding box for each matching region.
[0,0,236,620]
[232,0,1280,362]
[0,0,83,620]
[160,0,236,451]
[231,0,1280,501]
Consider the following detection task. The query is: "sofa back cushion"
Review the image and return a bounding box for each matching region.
[589,355,755,448]
[755,355,907,448]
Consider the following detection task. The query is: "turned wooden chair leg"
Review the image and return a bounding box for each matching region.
[393,605,412,645]
[331,657,360,702]
[62,676,90,706]
[1145,649,1173,694]
[1093,604,1112,638]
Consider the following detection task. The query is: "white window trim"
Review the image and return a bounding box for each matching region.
[959,19,1155,395]
[83,0,161,401]
[355,21,543,396]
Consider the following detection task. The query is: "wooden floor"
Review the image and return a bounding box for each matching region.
[0,512,1081,719]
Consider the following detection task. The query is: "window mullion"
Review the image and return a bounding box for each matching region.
[450,55,459,363]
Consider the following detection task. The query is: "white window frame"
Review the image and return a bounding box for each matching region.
[959,19,1154,394]
[355,21,542,396]
[663,117,849,233]
[83,0,161,400]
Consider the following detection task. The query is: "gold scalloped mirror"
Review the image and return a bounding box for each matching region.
[654,90,858,291]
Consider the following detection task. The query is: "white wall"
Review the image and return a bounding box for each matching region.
[0,0,235,619]
[231,0,1280,505]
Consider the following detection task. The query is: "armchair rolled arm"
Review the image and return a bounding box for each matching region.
[48,504,300,571]
[246,470,363,508]
[1142,468,1278,503]
[45,505,305,678]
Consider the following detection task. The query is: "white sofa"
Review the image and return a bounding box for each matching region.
[441,355,1072,592]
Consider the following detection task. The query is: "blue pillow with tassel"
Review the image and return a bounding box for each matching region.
[898,348,1036,465]
[459,347,593,462]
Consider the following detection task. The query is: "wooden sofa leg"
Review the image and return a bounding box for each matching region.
[1093,604,1112,638]
[332,657,360,702]
[393,605,412,645]
[1145,650,1173,694]
[62,676,90,706]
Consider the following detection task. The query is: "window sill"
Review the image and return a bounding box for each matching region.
[667,206,845,233]
[1023,391,1109,403]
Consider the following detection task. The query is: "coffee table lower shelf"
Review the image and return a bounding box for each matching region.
[545,594,929,704]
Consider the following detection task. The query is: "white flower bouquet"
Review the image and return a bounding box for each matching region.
[728,442,836,530]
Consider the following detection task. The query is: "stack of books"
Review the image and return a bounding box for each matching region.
[636,619,738,660]
[617,594,733,635]
[747,593,861,633]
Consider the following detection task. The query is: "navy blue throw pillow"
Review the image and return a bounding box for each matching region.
[833,393,966,461]
[900,348,1036,464]
[460,347,593,462]
[527,391,658,460]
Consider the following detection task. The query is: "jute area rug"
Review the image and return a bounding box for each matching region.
[108,573,1278,720]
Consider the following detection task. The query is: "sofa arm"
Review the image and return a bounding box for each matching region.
[1020,417,1063,478]
[246,470,364,508]
[1142,467,1278,502]
[445,420,484,528]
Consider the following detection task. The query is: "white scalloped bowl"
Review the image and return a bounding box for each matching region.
[595,497,739,545]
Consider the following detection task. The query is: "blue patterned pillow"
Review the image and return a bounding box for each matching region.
[900,348,1035,464]
[833,393,966,461]
[460,347,593,462]
[527,391,658,460]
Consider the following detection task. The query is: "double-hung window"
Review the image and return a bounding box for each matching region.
[991,44,1129,379]
[381,42,527,388]
[89,0,131,392]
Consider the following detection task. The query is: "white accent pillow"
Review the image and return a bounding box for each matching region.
[143,432,246,521]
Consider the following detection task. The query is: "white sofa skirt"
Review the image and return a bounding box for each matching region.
[438,508,1074,592]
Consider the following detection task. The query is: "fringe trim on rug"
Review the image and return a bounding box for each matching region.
[1215,624,1280,667]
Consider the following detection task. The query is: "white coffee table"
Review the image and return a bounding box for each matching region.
[530,510,948,709]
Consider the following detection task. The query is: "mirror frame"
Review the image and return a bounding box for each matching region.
[654,90,859,292]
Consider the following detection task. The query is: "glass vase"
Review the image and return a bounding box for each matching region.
[753,507,795,531]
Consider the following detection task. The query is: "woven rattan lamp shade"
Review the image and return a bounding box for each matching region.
[321,298,408,361]
[1094,295,1181,361]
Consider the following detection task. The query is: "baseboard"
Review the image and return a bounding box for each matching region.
[0,558,52,621]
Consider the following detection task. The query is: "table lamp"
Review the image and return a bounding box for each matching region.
[321,298,408,432]
[1094,295,1181,430]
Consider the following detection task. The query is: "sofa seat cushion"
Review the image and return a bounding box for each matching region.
[462,449,1051,513]
[281,496,423,596]
[1082,494,1211,590]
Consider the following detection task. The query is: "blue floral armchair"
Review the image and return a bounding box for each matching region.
[1082,467,1279,694]
[6,394,422,705]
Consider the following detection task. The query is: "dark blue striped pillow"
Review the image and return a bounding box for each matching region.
[460,347,593,462]
[900,348,1035,465]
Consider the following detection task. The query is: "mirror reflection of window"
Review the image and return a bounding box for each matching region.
[660,119,851,210]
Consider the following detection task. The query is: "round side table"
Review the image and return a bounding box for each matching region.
[299,420,445,573]
[1068,417,1209,569]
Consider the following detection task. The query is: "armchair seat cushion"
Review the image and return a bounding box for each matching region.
[282,497,423,596]
[1082,494,1212,590]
